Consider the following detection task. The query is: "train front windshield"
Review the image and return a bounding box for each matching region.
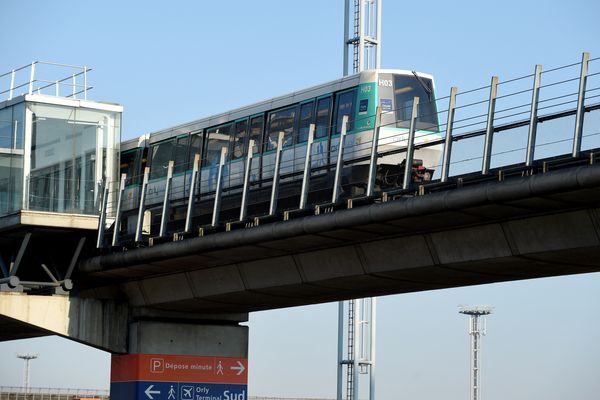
[378,73,439,132]
[394,74,438,131]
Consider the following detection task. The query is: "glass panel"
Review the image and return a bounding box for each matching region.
[267,106,296,150]
[149,139,176,179]
[232,120,248,160]
[393,74,439,130]
[205,124,232,167]
[298,102,314,143]
[315,98,331,139]
[0,107,12,148]
[250,116,264,154]
[174,136,190,174]
[189,132,203,165]
[28,103,120,214]
[120,150,139,182]
[334,90,356,134]
[0,154,11,213]
[12,102,24,149]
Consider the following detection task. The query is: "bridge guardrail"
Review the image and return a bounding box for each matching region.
[97,52,600,249]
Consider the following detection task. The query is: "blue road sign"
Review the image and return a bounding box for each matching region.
[111,381,247,400]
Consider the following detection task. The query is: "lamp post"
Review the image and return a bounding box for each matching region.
[459,306,492,400]
[16,353,38,392]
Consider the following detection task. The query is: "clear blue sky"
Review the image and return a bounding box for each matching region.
[1,1,600,399]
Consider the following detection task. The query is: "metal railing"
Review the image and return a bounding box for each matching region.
[0,387,334,400]
[0,387,108,400]
[0,62,92,102]
[96,52,600,249]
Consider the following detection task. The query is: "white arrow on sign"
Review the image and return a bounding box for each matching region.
[145,384,161,400]
[230,360,245,376]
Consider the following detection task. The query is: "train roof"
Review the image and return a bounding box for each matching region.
[122,68,434,147]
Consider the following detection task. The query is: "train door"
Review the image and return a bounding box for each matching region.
[294,100,315,177]
[229,118,249,192]
[202,123,231,195]
[248,114,264,186]
[171,134,191,201]
[120,147,145,212]
[186,130,203,198]
[146,137,177,206]
[263,105,298,183]
[332,88,357,158]
[312,95,333,176]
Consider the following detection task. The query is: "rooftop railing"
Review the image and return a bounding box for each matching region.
[0,62,92,102]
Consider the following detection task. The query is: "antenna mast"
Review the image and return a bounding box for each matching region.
[343,0,382,75]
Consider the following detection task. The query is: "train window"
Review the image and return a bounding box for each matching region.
[267,106,297,150]
[334,89,356,134]
[393,74,439,131]
[315,97,331,139]
[149,139,176,180]
[249,116,264,154]
[120,150,141,185]
[205,124,232,167]
[189,132,203,166]
[298,102,314,143]
[173,136,190,174]
[232,120,249,160]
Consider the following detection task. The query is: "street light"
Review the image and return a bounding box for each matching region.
[16,353,38,392]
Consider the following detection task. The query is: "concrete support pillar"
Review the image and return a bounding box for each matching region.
[111,321,249,400]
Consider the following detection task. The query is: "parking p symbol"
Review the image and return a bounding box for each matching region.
[150,358,164,373]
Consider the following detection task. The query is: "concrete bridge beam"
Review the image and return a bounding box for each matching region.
[0,292,128,352]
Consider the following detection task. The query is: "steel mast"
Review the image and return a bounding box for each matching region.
[338,2,381,400]
[343,0,382,76]
[459,306,493,400]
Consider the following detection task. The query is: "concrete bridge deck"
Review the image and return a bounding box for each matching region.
[78,160,600,314]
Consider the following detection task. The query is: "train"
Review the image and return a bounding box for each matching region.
[116,69,442,239]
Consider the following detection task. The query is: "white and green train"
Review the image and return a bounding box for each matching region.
[118,69,442,235]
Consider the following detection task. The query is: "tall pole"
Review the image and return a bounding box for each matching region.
[343,0,381,75]
[338,2,381,400]
[17,353,38,392]
[459,306,492,400]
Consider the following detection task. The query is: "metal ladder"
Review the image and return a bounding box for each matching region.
[346,299,356,400]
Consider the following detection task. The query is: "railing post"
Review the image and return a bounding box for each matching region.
[441,87,457,182]
[332,115,349,203]
[9,69,15,100]
[299,124,315,210]
[269,132,285,216]
[366,107,382,197]
[96,186,109,249]
[135,167,150,243]
[55,80,59,96]
[526,65,543,166]
[239,139,255,221]
[402,97,420,190]
[84,66,88,100]
[572,52,590,158]
[185,154,201,233]
[111,173,127,247]
[159,161,174,237]
[72,74,77,99]
[482,76,499,175]
[211,147,228,227]
[28,62,36,95]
